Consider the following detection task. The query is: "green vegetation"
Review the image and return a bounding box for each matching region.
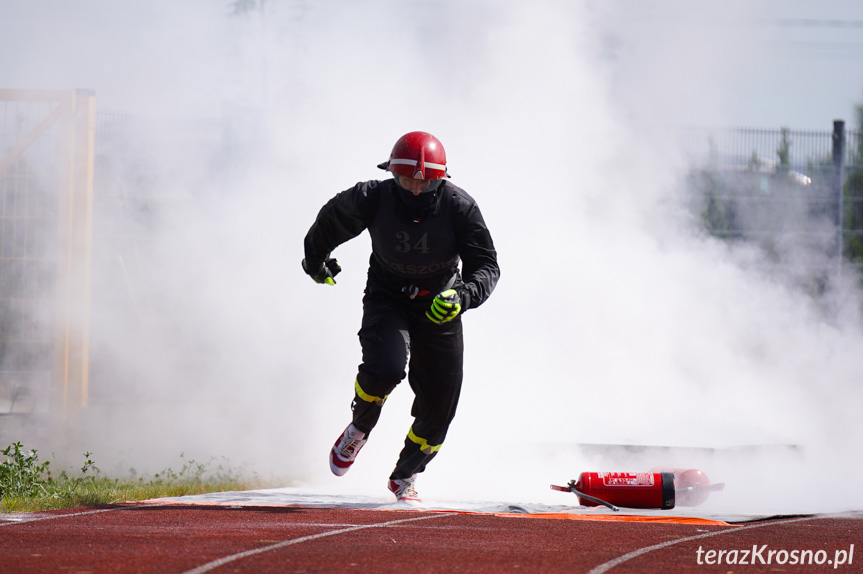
[1,441,260,513]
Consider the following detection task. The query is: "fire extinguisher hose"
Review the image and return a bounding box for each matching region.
[550,481,621,511]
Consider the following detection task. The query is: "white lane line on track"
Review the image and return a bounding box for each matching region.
[587,515,822,574]
[0,504,168,527]
[181,513,450,574]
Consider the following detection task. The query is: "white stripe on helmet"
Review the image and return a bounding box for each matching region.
[388,158,446,171]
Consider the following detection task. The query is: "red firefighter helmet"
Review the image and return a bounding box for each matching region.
[378,131,448,180]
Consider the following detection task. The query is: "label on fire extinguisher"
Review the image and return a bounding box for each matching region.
[599,472,656,487]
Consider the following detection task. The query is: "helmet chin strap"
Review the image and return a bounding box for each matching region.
[393,175,443,194]
[422,179,443,193]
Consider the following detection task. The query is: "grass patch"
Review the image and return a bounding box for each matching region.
[1,441,263,513]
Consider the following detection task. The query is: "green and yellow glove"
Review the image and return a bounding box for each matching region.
[426,289,462,324]
[302,258,341,285]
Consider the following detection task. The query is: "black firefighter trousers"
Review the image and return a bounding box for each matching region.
[349,290,464,481]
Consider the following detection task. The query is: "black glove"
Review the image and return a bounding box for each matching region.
[426,289,462,324]
[302,258,341,285]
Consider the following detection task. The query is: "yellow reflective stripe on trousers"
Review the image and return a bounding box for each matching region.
[354,379,388,405]
[407,427,442,454]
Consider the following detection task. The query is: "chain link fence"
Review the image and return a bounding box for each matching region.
[680,121,863,281]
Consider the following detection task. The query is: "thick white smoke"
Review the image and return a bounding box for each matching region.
[2,0,862,515]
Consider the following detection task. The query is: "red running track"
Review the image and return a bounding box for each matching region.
[1,504,861,573]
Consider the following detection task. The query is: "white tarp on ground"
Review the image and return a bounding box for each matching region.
[142,487,792,524]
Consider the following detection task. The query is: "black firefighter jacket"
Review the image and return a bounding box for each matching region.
[303,178,499,312]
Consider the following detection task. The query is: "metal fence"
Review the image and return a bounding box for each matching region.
[680,121,863,267]
[0,89,95,420]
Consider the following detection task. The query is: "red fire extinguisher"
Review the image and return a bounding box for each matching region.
[650,467,722,507]
[551,469,723,511]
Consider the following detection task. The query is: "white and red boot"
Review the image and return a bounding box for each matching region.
[388,474,422,506]
[329,424,367,476]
